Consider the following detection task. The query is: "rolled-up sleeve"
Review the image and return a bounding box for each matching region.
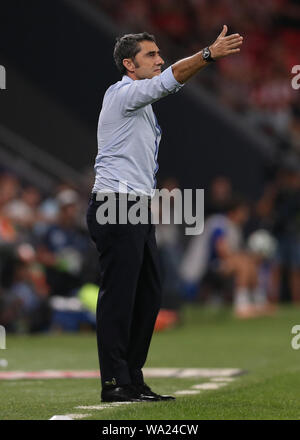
[160,66,184,93]
[120,66,184,114]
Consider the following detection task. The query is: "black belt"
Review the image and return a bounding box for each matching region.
[90,192,152,206]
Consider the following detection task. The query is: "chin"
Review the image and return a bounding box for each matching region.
[146,71,160,79]
[139,71,161,80]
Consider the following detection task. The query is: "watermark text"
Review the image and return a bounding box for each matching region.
[291,325,300,350]
[291,65,300,90]
[94,184,204,235]
[0,65,6,90]
[0,326,6,349]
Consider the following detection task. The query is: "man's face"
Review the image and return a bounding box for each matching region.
[124,40,165,80]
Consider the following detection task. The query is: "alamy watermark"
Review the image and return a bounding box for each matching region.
[291,325,300,350]
[94,184,204,235]
[0,65,6,90]
[0,325,6,349]
[291,65,300,90]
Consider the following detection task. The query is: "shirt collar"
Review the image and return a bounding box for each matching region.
[122,75,134,83]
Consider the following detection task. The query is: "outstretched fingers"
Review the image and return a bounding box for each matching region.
[226,38,243,49]
[224,34,242,41]
[227,48,241,54]
[211,28,243,59]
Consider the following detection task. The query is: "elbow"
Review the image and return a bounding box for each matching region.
[171,65,185,85]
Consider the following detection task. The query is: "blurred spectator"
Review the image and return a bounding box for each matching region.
[4,186,42,240]
[38,182,76,224]
[271,166,300,303]
[0,172,108,333]
[181,195,275,317]
[252,163,300,304]
[0,243,50,333]
[205,176,233,216]
[0,173,19,244]
[36,189,90,297]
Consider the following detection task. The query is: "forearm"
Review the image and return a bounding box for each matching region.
[172,51,208,84]
[171,25,243,85]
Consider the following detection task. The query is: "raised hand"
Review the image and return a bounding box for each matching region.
[209,25,243,60]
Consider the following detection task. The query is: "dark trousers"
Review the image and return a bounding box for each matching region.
[86,195,162,387]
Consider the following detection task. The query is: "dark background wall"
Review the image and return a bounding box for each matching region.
[0,0,267,197]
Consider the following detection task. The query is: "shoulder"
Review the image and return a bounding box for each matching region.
[104,76,132,98]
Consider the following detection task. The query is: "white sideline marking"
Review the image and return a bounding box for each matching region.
[76,402,133,410]
[192,383,227,390]
[0,370,100,380]
[50,414,91,420]
[0,368,244,380]
[143,368,243,378]
[76,405,110,410]
[143,368,178,377]
[211,377,236,382]
[174,390,201,395]
[49,415,73,420]
[65,414,92,419]
[106,401,134,405]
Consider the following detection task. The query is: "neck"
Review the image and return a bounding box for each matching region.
[126,72,138,81]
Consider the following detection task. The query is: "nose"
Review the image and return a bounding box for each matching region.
[156,55,164,66]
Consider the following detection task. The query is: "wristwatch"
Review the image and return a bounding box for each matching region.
[202,47,215,62]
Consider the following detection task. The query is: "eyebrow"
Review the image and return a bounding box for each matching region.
[145,50,161,56]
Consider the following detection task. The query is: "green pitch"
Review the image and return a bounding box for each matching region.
[1,305,300,420]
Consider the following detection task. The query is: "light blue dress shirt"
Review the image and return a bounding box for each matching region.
[92,66,184,197]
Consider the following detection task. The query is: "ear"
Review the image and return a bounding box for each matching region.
[123,58,135,73]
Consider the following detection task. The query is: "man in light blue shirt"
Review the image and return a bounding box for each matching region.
[87,29,243,403]
[93,63,183,196]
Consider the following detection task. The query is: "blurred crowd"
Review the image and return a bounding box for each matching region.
[0,171,100,333]
[1,164,300,334]
[158,165,300,323]
[95,0,300,159]
[1,0,300,333]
